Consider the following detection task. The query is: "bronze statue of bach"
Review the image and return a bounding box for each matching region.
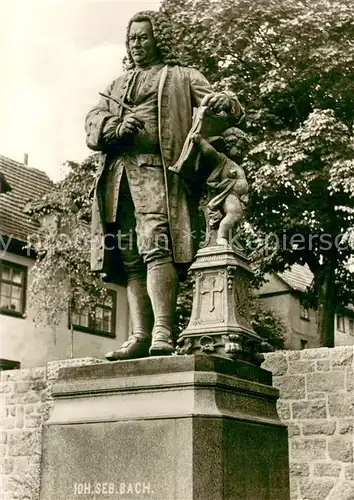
[85,10,244,360]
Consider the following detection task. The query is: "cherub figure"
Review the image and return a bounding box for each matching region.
[192,128,249,246]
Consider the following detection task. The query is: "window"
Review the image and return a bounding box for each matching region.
[349,319,354,336]
[0,358,20,371]
[300,304,310,320]
[336,315,345,332]
[0,260,27,317]
[71,290,116,338]
[300,339,308,350]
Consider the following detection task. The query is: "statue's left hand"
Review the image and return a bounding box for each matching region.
[201,92,231,113]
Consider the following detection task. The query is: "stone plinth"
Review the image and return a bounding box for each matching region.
[40,355,290,500]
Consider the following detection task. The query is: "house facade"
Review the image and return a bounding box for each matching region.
[335,303,354,346]
[258,263,354,349]
[0,155,129,369]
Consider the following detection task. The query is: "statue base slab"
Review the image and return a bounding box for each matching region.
[40,355,290,500]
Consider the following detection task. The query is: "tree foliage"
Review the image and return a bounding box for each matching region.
[161,0,354,346]
[27,155,107,330]
[250,299,286,352]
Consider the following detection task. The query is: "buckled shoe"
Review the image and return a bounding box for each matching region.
[105,334,150,361]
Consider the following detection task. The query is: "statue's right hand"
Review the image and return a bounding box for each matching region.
[116,115,145,137]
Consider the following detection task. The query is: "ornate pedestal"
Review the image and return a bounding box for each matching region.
[177,244,263,365]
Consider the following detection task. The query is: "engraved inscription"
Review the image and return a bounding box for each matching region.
[73,481,153,497]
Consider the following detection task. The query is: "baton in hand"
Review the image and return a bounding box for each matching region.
[98,92,146,130]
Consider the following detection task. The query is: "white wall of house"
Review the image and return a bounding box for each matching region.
[335,313,354,346]
[257,273,354,349]
[0,251,129,368]
[258,273,319,349]
[260,294,319,350]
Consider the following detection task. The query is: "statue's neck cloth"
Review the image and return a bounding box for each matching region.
[125,63,165,105]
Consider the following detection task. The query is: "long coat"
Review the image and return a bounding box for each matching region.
[85,65,242,282]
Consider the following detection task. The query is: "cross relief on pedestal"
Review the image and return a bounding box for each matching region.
[200,274,224,312]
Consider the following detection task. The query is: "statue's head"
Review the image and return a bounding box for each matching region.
[222,127,250,161]
[126,11,180,68]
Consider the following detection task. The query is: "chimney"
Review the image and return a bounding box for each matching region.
[23,153,28,166]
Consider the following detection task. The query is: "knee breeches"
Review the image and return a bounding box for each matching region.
[106,165,172,278]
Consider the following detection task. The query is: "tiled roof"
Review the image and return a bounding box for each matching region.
[0,155,54,243]
[277,265,354,316]
[278,263,314,292]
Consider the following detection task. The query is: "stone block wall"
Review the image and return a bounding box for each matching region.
[262,346,354,500]
[0,349,353,500]
[0,358,103,500]
[0,366,47,500]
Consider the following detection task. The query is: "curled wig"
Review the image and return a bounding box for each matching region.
[126,11,181,68]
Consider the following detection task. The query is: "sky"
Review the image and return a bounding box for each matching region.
[0,0,161,181]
